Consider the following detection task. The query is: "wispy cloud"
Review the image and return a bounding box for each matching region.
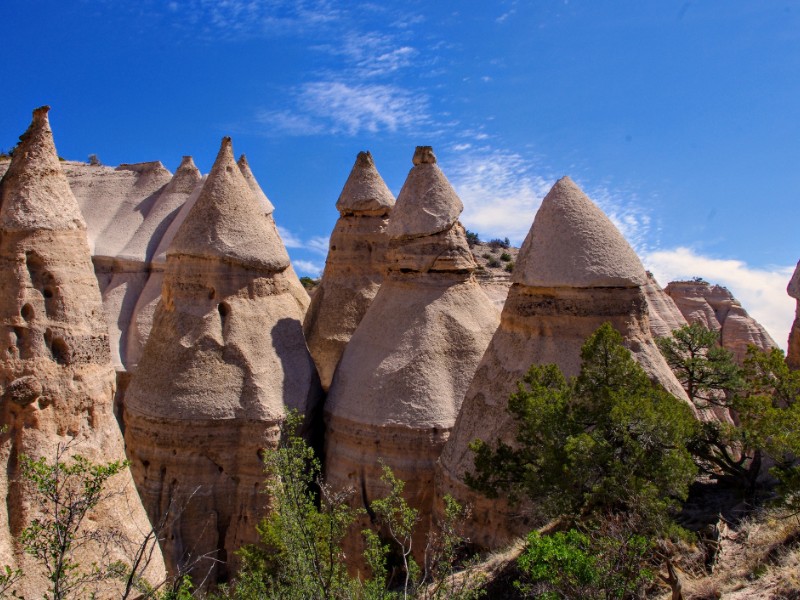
[258,82,428,136]
[293,259,324,277]
[319,31,418,78]
[277,226,329,255]
[643,247,795,350]
[445,148,552,244]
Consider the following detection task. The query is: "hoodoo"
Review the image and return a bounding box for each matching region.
[123,137,322,585]
[665,280,777,363]
[644,272,688,338]
[303,151,395,390]
[787,261,800,369]
[0,107,165,597]
[324,146,500,564]
[435,176,689,550]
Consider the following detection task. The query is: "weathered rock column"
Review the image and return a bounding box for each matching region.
[123,137,322,586]
[304,151,395,390]
[436,176,691,550]
[324,146,500,568]
[0,107,165,598]
[787,262,800,370]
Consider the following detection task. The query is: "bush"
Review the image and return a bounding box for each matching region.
[465,231,480,247]
[499,253,512,262]
[487,238,510,250]
[299,276,317,290]
[467,323,698,534]
[504,261,514,273]
[487,258,501,269]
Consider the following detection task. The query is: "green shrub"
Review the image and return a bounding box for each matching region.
[487,258,501,269]
[504,261,514,273]
[500,253,512,262]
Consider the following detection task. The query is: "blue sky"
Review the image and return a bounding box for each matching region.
[1,1,798,346]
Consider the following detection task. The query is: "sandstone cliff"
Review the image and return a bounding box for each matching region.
[324,146,500,566]
[0,107,165,597]
[303,151,395,390]
[435,176,690,550]
[665,280,777,363]
[122,137,321,586]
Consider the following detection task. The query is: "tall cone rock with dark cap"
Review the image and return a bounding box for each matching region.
[123,137,322,586]
[435,176,691,550]
[788,262,800,369]
[0,107,165,597]
[303,151,395,390]
[324,146,500,566]
[665,280,777,364]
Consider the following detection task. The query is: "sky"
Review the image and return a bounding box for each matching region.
[1,1,798,348]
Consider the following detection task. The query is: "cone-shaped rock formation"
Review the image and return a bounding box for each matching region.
[238,154,275,215]
[0,107,165,597]
[123,137,322,585]
[436,176,690,550]
[303,151,395,390]
[324,146,500,565]
[665,280,777,363]
[788,262,800,369]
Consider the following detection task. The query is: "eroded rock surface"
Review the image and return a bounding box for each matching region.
[303,151,395,390]
[123,138,321,586]
[324,146,500,566]
[435,176,690,550]
[0,107,165,598]
[665,280,777,363]
[644,272,688,338]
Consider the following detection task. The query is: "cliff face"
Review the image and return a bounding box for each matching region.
[665,280,777,362]
[303,151,395,391]
[123,138,321,586]
[435,176,690,550]
[0,107,165,598]
[324,147,500,567]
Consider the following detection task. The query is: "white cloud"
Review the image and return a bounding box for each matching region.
[262,82,428,136]
[307,236,330,255]
[446,149,552,244]
[643,247,795,351]
[277,225,304,249]
[293,259,324,277]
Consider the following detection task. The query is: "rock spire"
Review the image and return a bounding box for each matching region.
[123,137,322,585]
[436,176,689,550]
[788,261,800,369]
[303,151,395,390]
[238,153,275,215]
[0,107,165,597]
[324,146,500,565]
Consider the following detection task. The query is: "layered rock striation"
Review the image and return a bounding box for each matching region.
[435,176,690,550]
[0,107,165,597]
[123,138,322,585]
[665,280,777,363]
[324,146,500,565]
[644,272,688,338]
[303,151,395,390]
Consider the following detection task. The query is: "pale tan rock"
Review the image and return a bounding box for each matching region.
[788,261,800,369]
[644,272,688,338]
[386,146,464,239]
[435,177,690,551]
[124,137,322,585]
[238,154,275,215]
[665,280,777,363]
[304,151,394,390]
[325,146,500,567]
[0,107,165,598]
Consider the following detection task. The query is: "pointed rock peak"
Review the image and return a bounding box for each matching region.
[0,106,86,232]
[386,146,463,239]
[336,150,395,214]
[789,260,800,299]
[513,176,647,288]
[162,155,201,195]
[168,137,289,270]
[412,145,436,165]
[237,153,275,215]
[177,155,198,173]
